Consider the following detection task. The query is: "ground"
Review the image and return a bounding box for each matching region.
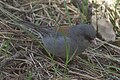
[0,0,120,80]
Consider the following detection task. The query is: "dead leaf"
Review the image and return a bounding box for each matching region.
[92,15,116,41]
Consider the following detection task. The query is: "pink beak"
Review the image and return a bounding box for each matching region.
[90,38,97,45]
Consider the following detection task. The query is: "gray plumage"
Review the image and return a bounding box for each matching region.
[17,21,96,59]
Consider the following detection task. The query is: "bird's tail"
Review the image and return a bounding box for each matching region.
[14,20,47,40]
[16,20,40,30]
[15,20,54,38]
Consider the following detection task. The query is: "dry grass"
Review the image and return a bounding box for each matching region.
[0,0,120,80]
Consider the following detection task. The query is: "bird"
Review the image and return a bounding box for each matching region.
[16,20,96,59]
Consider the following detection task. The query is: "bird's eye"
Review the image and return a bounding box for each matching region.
[85,36,93,41]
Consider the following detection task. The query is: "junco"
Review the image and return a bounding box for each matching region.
[16,21,96,59]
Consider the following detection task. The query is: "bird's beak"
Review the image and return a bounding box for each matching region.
[90,38,97,45]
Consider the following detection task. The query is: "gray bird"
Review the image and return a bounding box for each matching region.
[16,21,96,59]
